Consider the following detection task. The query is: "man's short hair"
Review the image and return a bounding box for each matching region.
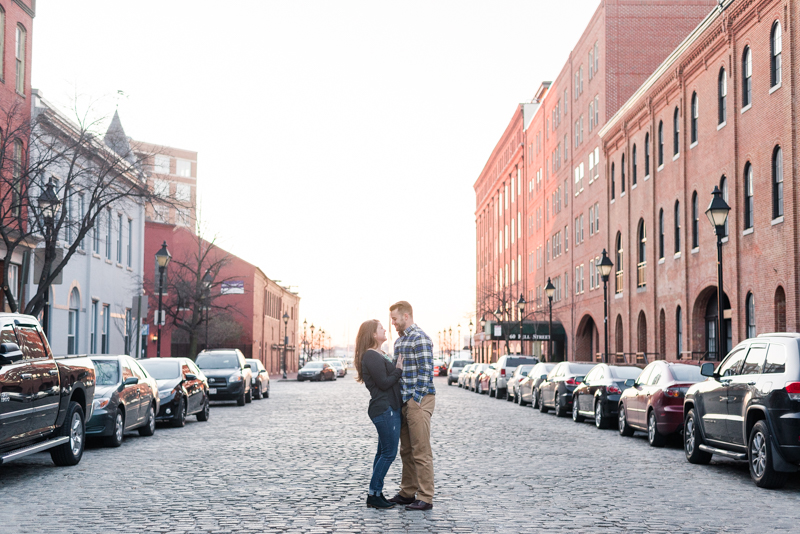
[390,301,413,318]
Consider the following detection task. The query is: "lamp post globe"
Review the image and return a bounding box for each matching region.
[37,180,61,222]
[154,241,171,358]
[706,186,731,360]
[544,278,555,362]
[597,249,614,364]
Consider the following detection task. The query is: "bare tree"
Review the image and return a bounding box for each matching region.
[476,285,547,360]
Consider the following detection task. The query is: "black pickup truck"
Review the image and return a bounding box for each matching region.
[0,314,95,467]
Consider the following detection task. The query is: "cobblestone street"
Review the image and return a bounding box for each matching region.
[2,374,800,533]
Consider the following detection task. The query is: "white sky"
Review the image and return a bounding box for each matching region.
[32,0,599,348]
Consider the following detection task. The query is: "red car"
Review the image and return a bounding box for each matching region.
[617,361,705,446]
[477,364,497,395]
[433,360,448,376]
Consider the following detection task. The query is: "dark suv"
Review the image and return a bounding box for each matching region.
[684,333,800,488]
[196,349,252,406]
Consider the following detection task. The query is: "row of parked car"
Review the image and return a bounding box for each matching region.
[297,359,347,381]
[452,332,800,489]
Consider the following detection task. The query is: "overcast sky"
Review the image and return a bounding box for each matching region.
[32,0,600,348]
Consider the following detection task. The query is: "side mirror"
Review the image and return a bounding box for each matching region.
[185,373,197,381]
[260,370,267,374]
[123,377,139,386]
[700,362,715,377]
[541,374,548,380]
[624,378,635,387]
[0,342,23,365]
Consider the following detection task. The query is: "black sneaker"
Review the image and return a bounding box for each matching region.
[387,493,415,505]
[366,494,396,509]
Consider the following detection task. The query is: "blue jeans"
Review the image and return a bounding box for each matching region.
[369,407,401,495]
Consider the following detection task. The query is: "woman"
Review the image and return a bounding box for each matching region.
[354,319,403,509]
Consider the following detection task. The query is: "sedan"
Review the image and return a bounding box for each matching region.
[476,364,496,394]
[458,363,476,388]
[618,360,705,446]
[87,355,160,447]
[538,362,596,417]
[140,357,210,426]
[246,358,271,398]
[507,364,536,404]
[298,361,336,381]
[324,359,346,378]
[571,364,642,428]
[518,362,556,407]
[433,360,448,376]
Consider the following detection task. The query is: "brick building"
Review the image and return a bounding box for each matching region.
[599,0,793,362]
[474,0,719,362]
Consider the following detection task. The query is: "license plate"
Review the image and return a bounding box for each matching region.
[209,388,217,395]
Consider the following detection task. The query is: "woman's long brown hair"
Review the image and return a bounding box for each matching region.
[354,319,380,383]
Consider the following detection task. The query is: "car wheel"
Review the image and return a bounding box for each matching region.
[254,384,263,400]
[477,382,483,394]
[647,410,666,447]
[572,397,585,422]
[138,403,156,437]
[50,401,86,466]
[104,407,125,447]
[594,401,607,429]
[519,390,528,407]
[618,404,635,436]
[448,379,453,386]
[197,396,210,421]
[489,384,495,397]
[498,388,506,400]
[538,390,548,413]
[532,388,539,409]
[237,388,246,406]
[245,389,252,403]
[171,398,187,428]
[554,392,566,417]
[265,384,270,399]
[510,388,517,403]
[684,408,712,464]
[748,420,787,488]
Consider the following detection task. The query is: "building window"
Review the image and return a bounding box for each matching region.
[720,176,729,237]
[68,289,79,355]
[673,107,680,156]
[127,219,133,267]
[692,192,699,248]
[771,21,782,87]
[106,209,112,259]
[621,154,626,194]
[594,42,599,73]
[674,201,681,254]
[589,206,594,235]
[154,154,170,174]
[176,159,192,177]
[745,292,756,338]
[102,304,110,354]
[658,122,664,166]
[615,232,623,294]
[691,92,698,144]
[644,133,650,176]
[659,208,665,259]
[594,202,599,234]
[743,46,752,107]
[632,144,637,185]
[773,146,783,219]
[637,219,646,288]
[116,214,123,263]
[611,162,615,200]
[589,49,594,79]
[15,25,25,94]
[718,68,727,124]
[744,162,754,229]
[589,101,594,131]
[594,96,599,127]
[90,300,98,353]
[676,306,683,357]
[93,211,101,254]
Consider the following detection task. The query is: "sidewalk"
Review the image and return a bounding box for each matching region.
[275,371,297,382]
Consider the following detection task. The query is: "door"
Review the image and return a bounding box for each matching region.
[577,367,599,414]
[701,348,747,442]
[129,358,153,421]
[119,359,141,427]
[0,322,34,446]
[627,364,653,427]
[641,364,665,426]
[15,323,60,435]
[544,364,563,406]
[181,360,200,412]
[726,344,767,446]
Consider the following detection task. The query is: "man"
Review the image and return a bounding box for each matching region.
[387,301,435,511]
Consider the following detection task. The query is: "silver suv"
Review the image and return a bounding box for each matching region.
[447,359,474,386]
[489,355,539,399]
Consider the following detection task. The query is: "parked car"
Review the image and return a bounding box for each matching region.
[433,360,448,376]
[458,363,476,388]
[246,358,271,398]
[298,361,336,381]
[477,364,497,395]
[87,355,160,446]
[571,364,642,428]
[538,362,595,416]
[507,364,536,403]
[518,362,556,407]
[324,358,346,378]
[448,359,474,386]
[0,314,96,467]
[618,360,704,445]
[196,349,253,406]
[489,355,539,399]
[683,334,800,488]
[469,363,491,392]
[140,357,210,425]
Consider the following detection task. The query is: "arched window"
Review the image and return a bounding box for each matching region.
[743,46,752,107]
[15,24,25,94]
[773,146,783,219]
[658,121,664,166]
[690,92,698,144]
[691,191,699,249]
[659,309,666,359]
[621,153,626,194]
[638,311,648,354]
[775,286,786,332]
[632,144,638,185]
[720,176,729,237]
[658,208,664,259]
[676,306,683,358]
[611,162,615,200]
[615,231,623,294]
[771,21,782,87]
[644,133,650,176]
[744,162,754,229]
[718,68,727,124]
[673,107,680,156]
[615,315,624,356]
[68,288,80,355]
[745,292,756,339]
[637,219,646,288]
[674,201,681,253]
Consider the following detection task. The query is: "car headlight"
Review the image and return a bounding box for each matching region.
[159,389,177,400]
[93,398,110,410]
[229,372,243,382]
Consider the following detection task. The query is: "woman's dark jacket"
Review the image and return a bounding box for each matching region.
[361,349,403,419]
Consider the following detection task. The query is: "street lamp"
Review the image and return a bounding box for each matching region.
[544,278,555,362]
[302,319,308,367]
[37,180,61,337]
[480,317,487,362]
[154,241,171,358]
[597,249,614,364]
[320,329,325,359]
[457,323,461,359]
[438,331,442,358]
[282,311,289,379]
[448,327,452,361]
[517,294,525,355]
[468,319,473,357]
[706,185,730,360]
[202,270,213,350]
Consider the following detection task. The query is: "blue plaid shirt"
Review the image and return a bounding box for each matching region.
[393,323,436,403]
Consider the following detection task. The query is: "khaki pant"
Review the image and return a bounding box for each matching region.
[399,394,435,504]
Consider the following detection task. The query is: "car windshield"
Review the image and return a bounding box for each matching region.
[567,363,596,374]
[93,360,120,386]
[196,353,240,369]
[452,360,472,367]
[609,367,642,380]
[505,357,536,367]
[304,362,324,369]
[669,365,705,381]
[325,360,342,368]
[140,359,181,379]
[517,365,535,375]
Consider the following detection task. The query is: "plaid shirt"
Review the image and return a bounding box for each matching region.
[393,323,436,403]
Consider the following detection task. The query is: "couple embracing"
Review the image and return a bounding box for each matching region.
[353,301,435,511]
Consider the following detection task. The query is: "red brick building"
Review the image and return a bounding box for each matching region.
[144,222,300,375]
[600,0,793,362]
[475,0,719,362]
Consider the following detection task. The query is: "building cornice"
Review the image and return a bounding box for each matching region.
[13,0,35,18]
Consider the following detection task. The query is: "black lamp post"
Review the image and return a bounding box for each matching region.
[310,323,316,361]
[302,319,308,367]
[479,317,486,362]
[597,249,614,364]
[468,319,473,358]
[457,323,461,359]
[544,278,555,362]
[154,241,171,358]
[282,311,289,379]
[37,180,61,337]
[320,329,325,359]
[706,185,731,360]
[448,327,453,361]
[517,294,525,355]
[202,270,213,350]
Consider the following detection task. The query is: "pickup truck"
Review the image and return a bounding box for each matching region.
[0,313,95,467]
